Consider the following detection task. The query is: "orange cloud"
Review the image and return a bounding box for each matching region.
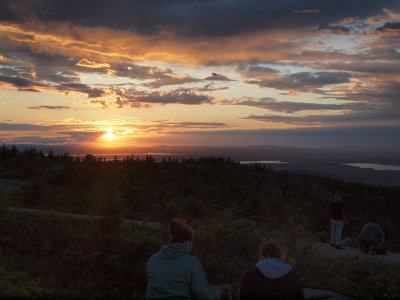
[382,8,399,20]
[76,58,111,68]
[368,8,399,24]
[0,21,311,66]
[339,16,360,24]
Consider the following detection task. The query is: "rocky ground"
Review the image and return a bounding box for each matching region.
[316,241,400,265]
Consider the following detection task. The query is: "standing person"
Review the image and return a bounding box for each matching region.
[331,192,344,250]
[240,241,304,300]
[146,218,212,300]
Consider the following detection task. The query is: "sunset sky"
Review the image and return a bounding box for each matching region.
[1,0,399,149]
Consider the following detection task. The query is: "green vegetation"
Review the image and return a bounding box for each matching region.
[1,145,400,298]
[0,208,163,298]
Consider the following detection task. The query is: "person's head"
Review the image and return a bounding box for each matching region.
[259,240,281,261]
[334,193,342,202]
[371,217,377,223]
[169,218,194,250]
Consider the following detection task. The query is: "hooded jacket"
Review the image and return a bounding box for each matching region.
[146,242,212,300]
[240,258,304,300]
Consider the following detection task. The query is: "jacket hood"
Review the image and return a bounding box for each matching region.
[159,242,189,260]
[255,258,292,279]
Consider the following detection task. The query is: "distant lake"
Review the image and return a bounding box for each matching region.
[240,160,288,164]
[344,163,400,171]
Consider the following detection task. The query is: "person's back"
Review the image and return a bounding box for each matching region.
[240,241,304,300]
[359,220,384,253]
[240,258,303,299]
[331,197,343,221]
[146,219,212,300]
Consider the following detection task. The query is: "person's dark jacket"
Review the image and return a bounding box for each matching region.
[240,258,304,300]
[360,222,384,244]
[331,200,343,220]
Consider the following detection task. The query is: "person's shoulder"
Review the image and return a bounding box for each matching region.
[185,254,203,267]
[186,253,199,261]
[147,252,160,263]
[288,270,301,278]
[242,266,262,281]
[146,252,162,272]
[282,269,302,283]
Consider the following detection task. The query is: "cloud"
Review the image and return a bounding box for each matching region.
[110,64,173,80]
[145,74,202,88]
[86,86,218,108]
[3,1,395,68]
[76,58,110,69]
[242,108,399,125]
[375,22,400,33]
[129,91,212,105]
[368,8,399,24]
[320,79,400,109]
[317,24,350,34]
[56,83,105,98]
[112,87,213,106]
[154,121,226,129]
[246,71,352,92]
[90,99,108,108]
[0,122,88,131]
[309,61,400,75]
[204,73,233,81]
[339,17,360,24]
[28,105,70,110]
[169,126,400,137]
[223,97,371,113]
[151,125,400,147]
[0,75,40,91]
[236,64,279,79]
[58,131,104,142]
[0,72,105,97]
[0,123,49,131]
[2,135,72,145]
[2,1,397,37]
[195,83,229,93]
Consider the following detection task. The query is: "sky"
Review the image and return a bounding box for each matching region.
[0,0,399,149]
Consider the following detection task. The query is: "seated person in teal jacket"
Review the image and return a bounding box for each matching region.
[146,218,212,300]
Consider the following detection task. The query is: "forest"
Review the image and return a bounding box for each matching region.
[1,145,400,299]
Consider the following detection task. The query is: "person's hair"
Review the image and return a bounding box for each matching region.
[371,217,377,223]
[259,240,281,259]
[169,218,194,243]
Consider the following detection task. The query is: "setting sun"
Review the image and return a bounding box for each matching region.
[102,129,115,140]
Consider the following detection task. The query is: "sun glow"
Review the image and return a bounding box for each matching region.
[102,129,115,140]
